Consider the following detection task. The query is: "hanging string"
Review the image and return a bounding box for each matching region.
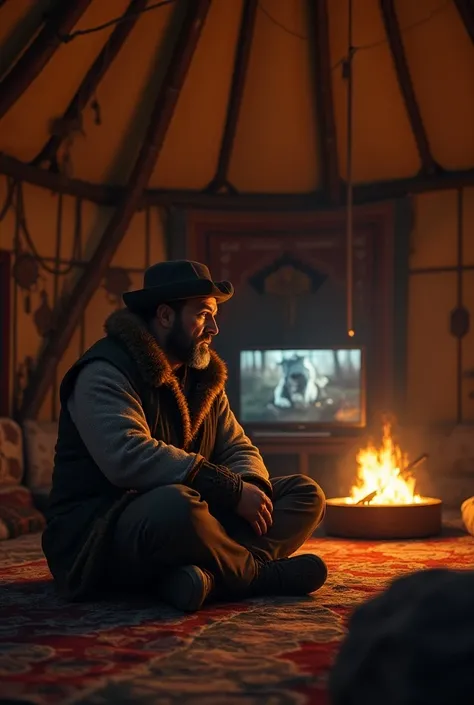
[456,188,464,425]
[57,0,175,42]
[145,204,151,268]
[13,182,81,276]
[345,0,355,339]
[50,0,450,46]
[257,0,451,62]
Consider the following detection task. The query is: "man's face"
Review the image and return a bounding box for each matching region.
[166,297,219,369]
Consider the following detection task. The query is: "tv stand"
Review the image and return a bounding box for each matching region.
[252,431,332,439]
[251,433,356,476]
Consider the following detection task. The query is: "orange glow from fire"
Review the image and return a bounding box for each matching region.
[349,423,421,505]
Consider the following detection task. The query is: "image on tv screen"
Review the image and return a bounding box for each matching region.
[240,348,363,425]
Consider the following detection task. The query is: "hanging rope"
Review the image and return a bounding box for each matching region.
[10,181,81,276]
[257,0,451,58]
[57,0,175,42]
[345,0,355,338]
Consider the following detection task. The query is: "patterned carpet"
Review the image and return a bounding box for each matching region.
[1,526,473,705]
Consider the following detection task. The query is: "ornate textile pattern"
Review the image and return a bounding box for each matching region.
[22,420,58,491]
[0,486,46,540]
[0,417,24,486]
[0,529,473,704]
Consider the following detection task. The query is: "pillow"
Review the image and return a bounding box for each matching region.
[22,420,58,491]
[0,417,24,487]
[461,496,474,536]
[0,485,45,540]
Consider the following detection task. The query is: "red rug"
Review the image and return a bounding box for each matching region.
[1,528,473,705]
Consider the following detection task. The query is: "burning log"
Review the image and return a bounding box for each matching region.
[355,490,378,505]
[400,452,429,479]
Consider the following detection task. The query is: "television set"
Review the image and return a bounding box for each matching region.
[239,347,366,435]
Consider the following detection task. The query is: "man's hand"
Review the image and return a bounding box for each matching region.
[236,481,273,536]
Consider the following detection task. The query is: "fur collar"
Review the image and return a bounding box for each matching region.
[104,309,227,447]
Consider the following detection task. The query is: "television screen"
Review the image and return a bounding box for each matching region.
[239,348,364,426]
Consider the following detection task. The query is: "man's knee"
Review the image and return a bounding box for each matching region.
[134,484,202,543]
[149,483,201,523]
[111,484,207,580]
[290,474,326,517]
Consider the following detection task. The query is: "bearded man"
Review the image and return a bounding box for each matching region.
[42,260,327,611]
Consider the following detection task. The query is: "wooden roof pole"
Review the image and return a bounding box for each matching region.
[308,0,341,204]
[0,0,94,121]
[454,0,474,44]
[206,0,258,193]
[379,0,438,175]
[19,0,212,420]
[0,152,116,204]
[2,151,474,211]
[32,0,150,169]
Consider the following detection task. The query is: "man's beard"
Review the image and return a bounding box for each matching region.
[166,317,211,369]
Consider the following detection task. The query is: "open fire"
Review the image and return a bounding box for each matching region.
[325,421,442,539]
[347,422,422,506]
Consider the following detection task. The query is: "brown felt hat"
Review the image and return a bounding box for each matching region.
[122,260,234,313]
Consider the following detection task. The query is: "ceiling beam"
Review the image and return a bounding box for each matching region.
[206,0,258,193]
[0,0,94,121]
[19,0,212,419]
[2,151,474,213]
[32,0,150,169]
[351,169,474,202]
[454,0,474,44]
[0,152,115,204]
[308,0,341,204]
[379,0,438,175]
[152,170,474,204]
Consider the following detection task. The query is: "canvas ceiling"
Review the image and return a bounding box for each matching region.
[0,0,473,196]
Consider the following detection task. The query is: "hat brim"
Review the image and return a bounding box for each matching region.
[122,278,233,313]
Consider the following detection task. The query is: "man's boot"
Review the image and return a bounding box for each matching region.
[159,565,214,612]
[158,554,327,612]
[248,554,328,597]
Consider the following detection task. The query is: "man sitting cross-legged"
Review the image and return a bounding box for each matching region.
[42,260,327,611]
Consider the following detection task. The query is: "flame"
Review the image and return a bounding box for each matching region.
[349,422,421,505]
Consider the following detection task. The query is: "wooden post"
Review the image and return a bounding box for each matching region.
[454,0,474,44]
[206,0,258,193]
[0,0,94,120]
[308,0,341,204]
[19,0,213,419]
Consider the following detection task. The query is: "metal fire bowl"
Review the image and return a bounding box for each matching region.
[325,497,443,539]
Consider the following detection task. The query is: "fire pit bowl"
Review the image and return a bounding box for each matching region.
[325,497,443,539]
